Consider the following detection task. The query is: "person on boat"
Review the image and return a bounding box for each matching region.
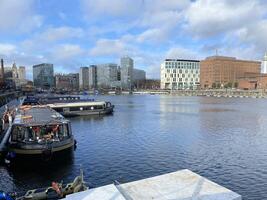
[2,112,9,131]
[7,113,12,127]
[52,125,59,140]
[51,182,63,197]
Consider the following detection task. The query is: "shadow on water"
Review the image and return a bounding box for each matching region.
[1,150,76,193]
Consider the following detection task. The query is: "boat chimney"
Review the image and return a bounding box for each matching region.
[0,59,4,83]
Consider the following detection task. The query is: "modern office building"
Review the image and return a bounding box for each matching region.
[79,67,89,90]
[133,69,146,81]
[4,67,15,88]
[120,56,134,90]
[55,73,79,90]
[262,52,267,74]
[160,59,200,90]
[33,63,54,88]
[97,63,119,88]
[18,66,26,80]
[133,69,146,89]
[200,56,261,89]
[89,65,97,89]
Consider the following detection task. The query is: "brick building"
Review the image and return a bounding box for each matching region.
[55,73,79,91]
[238,73,267,90]
[200,56,261,89]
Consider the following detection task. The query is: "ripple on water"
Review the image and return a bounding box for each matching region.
[1,96,267,199]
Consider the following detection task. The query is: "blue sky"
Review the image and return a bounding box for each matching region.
[0,0,267,80]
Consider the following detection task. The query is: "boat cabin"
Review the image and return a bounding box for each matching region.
[10,106,72,144]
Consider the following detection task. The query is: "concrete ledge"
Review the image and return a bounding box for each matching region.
[64,169,241,200]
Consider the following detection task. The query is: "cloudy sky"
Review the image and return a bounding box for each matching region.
[0,0,267,80]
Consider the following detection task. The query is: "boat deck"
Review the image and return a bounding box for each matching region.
[14,106,66,126]
[64,169,241,200]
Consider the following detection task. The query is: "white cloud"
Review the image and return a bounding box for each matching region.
[184,0,264,38]
[52,44,84,60]
[89,39,126,57]
[0,0,43,32]
[166,47,200,60]
[0,43,17,56]
[38,27,85,42]
[137,28,172,43]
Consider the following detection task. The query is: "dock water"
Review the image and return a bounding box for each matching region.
[64,169,241,200]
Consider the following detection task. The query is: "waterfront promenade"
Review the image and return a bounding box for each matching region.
[133,89,267,98]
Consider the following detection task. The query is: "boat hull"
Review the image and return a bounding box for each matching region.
[6,138,75,163]
[59,106,114,117]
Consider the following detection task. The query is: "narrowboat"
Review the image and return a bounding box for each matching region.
[5,105,75,162]
[47,101,114,117]
[22,96,114,117]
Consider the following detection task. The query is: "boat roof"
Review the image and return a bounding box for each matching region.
[47,101,107,108]
[13,106,68,126]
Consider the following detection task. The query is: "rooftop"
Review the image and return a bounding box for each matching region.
[205,55,261,63]
[165,59,200,62]
[14,106,67,126]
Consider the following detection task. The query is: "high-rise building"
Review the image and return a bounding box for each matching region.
[0,59,4,87]
[12,63,18,79]
[55,73,79,90]
[79,67,89,90]
[120,56,134,90]
[160,59,200,90]
[97,63,119,88]
[89,65,97,89]
[18,66,26,80]
[4,67,15,88]
[200,56,261,89]
[262,52,267,74]
[133,69,146,81]
[133,69,146,89]
[33,63,54,88]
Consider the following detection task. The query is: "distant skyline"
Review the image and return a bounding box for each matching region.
[0,0,267,80]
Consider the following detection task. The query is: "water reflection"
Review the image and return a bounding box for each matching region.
[1,96,267,199]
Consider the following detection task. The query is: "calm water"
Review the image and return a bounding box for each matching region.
[1,95,267,199]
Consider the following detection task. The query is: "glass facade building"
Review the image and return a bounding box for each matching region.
[33,63,54,88]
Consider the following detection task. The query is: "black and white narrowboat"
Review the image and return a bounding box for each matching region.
[5,105,75,162]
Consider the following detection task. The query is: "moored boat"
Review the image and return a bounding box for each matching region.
[0,170,88,200]
[47,101,114,117]
[4,105,75,163]
[22,96,114,117]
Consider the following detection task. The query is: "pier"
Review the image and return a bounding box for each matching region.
[64,169,241,200]
[133,89,267,98]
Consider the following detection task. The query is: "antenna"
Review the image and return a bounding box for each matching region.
[215,49,218,56]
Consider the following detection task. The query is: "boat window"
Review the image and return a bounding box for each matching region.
[11,126,25,142]
[11,124,70,143]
